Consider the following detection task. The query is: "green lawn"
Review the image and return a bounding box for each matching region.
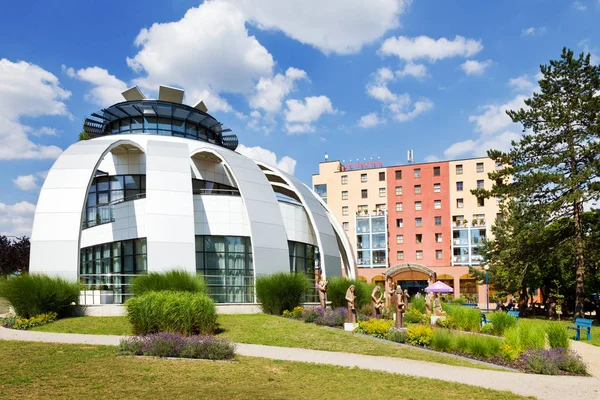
[0,341,529,400]
[518,317,600,347]
[31,314,499,370]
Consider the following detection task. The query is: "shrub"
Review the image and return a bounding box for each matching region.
[465,335,502,358]
[386,328,408,343]
[131,269,206,296]
[547,324,570,349]
[431,329,455,352]
[445,305,481,332]
[436,316,452,329]
[256,273,309,315]
[302,307,321,323]
[13,312,57,330]
[404,308,427,324]
[487,312,517,336]
[522,348,586,375]
[119,333,236,360]
[0,314,17,328]
[410,296,426,314]
[283,306,304,319]
[500,343,520,361]
[315,307,346,327]
[518,324,545,351]
[125,291,216,335]
[0,274,80,319]
[407,324,434,346]
[327,277,373,309]
[356,319,394,338]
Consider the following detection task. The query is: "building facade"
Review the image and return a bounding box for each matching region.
[29,86,356,306]
[312,157,501,305]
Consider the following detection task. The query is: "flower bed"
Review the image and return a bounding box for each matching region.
[0,312,57,330]
[119,332,236,360]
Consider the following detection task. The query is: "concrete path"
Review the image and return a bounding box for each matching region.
[571,340,600,379]
[1,327,599,400]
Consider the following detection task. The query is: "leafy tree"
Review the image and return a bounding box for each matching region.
[78,123,90,141]
[475,48,600,318]
[0,235,30,275]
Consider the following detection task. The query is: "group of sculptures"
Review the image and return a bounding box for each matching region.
[316,270,445,328]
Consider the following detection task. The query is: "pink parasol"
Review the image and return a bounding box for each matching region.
[424,281,454,293]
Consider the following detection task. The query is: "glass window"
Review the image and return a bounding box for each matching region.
[414,168,421,178]
[434,183,441,193]
[379,188,386,197]
[414,185,421,194]
[372,250,386,265]
[436,250,443,259]
[343,222,349,231]
[435,216,442,225]
[357,250,371,266]
[433,166,440,176]
[415,217,422,227]
[342,206,348,216]
[395,170,402,180]
[476,162,484,173]
[357,235,371,250]
[341,175,348,185]
[477,197,485,207]
[416,250,423,260]
[477,180,484,189]
[396,218,403,228]
[396,186,402,195]
[415,201,422,211]
[416,234,422,244]
[342,191,348,200]
[457,198,464,208]
[356,219,370,233]
[357,205,368,214]
[361,189,368,199]
[456,164,463,175]
[495,161,502,170]
[397,251,404,261]
[372,217,385,233]
[372,234,386,249]
[379,172,385,181]
[396,202,402,212]
[456,181,463,191]
[396,235,403,244]
[435,233,443,243]
[314,184,327,200]
[361,173,367,183]
[434,200,441,209]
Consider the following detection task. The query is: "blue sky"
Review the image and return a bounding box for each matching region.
[1,0,599,235]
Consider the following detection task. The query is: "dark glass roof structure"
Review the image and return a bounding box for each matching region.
[84,100,238,151]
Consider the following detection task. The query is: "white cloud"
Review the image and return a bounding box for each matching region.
[65,66,127,106]
[508,75,535,92]
[391,98,433,122]
[468,95,527,135]
[443,131,521,159]
[379,35,483,62]
[573,1,586,10]
[13,175,38,191]
[32,127,58,137]
[460,59,492,76]
[395,62,428,79]
[284,96,336,133]
[228,0,411,54]
[521,27,546,37]
[0,201,36,236]
[236,144,297,174]
[579,39,600,66]
[249,67,308,113]
[424,155,440,162]
[367,83,398,103]
[358,112,384,128]
[0,59,68,160]
[126,1,275,112]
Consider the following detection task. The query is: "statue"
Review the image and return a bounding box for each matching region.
[386,276,395,308]
[394,285,406,328]
[425,291,433,316]
[433,294,446,316]
[345,285,357,323]
[317,271,329,310]
[371,286,384,318]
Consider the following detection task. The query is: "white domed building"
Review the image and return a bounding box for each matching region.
[29,86,356,310]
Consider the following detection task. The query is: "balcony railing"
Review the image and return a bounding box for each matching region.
[193,188,240,196]
[453,255,470,263]
[453,220,487,228]
[356,210,387,217]
[83,193,146,229]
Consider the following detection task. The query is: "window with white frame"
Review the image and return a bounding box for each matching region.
[379,188,386,197]
[414,185,421,194]
[434,183,441,193]
[477,180,484,189]
[396,186,402,195]
[457,198,464,208]
[342,191,348,200]
[343,222,349,231]
[416,250,423,260]
[435,233,442,243]
[342,206,348,216]
[396,218,403,228]
[415,201,422,211]
[435,216,442,226]
[476,162,484,173]
[396,234,404,244]
[396,202,402,212]
[434,200,441,209]
[361,173,367,183]
[341,175,348,185]
[415,217,422,227]
[436,249,443,259]
[414,168,421,178]
[397,251,404,261]
[456,164,463,175]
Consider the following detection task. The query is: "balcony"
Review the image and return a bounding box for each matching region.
[83,193,146,229]
[356,209,387,217]
[453,255,470,263]
[453,238,469,245]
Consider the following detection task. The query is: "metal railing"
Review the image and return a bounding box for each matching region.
[79,273,140,304]
[83,193,146,229]
[193,188,240,196]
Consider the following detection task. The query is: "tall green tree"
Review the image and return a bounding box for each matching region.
[477,48,600,317]
[78,123,89,141]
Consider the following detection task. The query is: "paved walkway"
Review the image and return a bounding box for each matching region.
[571,340,600,378]
[1,327,599,400]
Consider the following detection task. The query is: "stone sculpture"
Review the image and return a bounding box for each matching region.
[317,272,329,310]
[394,285,406,328]
[433,294,446,316]
[386,276,395,308]
[371,286,384,318]
[345,285,357,323]
[425,292,433,316]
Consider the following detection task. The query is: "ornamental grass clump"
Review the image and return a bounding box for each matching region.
[386,328,408,343]
[409,296,426,314]
[131,269,207,296]
[327,277,373,309]
[256,272,309,315]
[445,305,481,332]
[431,329,455,352]
[547,324,570,349]
[119,333,236,360]
[0,274,80,319]
[125,291,216,335]
[314,307,346,327]
[487,312,517,336]
[454,334,502,358]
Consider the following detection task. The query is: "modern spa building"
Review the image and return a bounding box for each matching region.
[29,86,356,306]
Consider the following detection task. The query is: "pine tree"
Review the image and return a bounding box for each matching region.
[477,48,600,318]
